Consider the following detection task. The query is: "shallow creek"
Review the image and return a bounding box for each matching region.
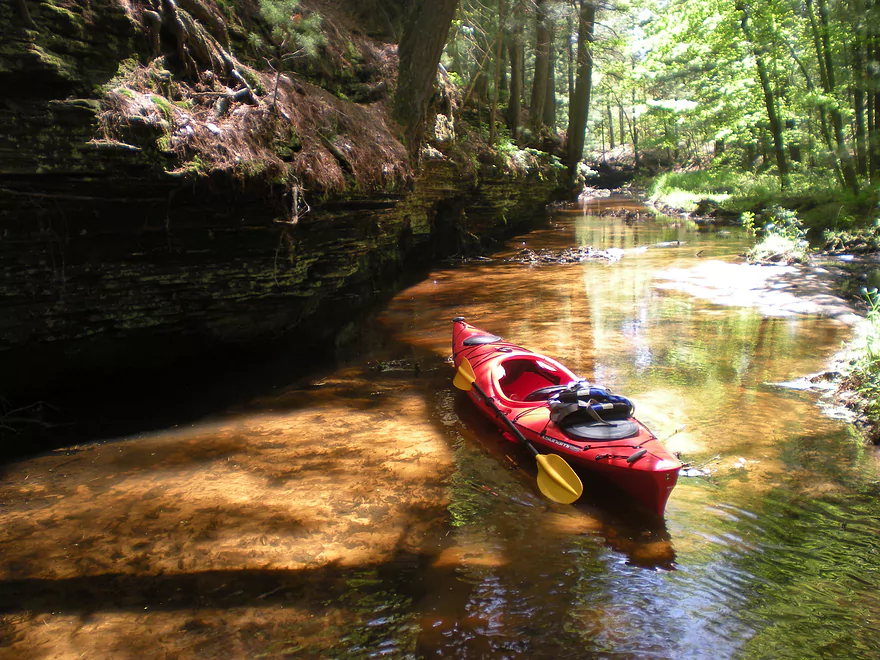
[2,198,880,659]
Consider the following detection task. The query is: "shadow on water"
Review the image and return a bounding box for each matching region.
[0,342,335,462]
[0,551,434,616]
[0,552,441,659]
[0,273,423,462]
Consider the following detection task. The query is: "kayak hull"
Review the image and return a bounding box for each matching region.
[452,317,681,516]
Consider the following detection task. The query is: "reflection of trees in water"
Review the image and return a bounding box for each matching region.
[389,208,875,658]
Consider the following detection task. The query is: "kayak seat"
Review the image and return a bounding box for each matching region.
[561,419,639,441]
[497,358,561,401]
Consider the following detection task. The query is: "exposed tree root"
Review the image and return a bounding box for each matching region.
[99,0,412,212]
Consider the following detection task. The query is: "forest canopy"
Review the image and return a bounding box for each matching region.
[437,0,879,205]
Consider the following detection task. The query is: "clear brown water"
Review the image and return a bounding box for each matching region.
[2,199,880,659]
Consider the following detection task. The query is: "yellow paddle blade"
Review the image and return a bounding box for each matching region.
[452,357,477,391]
[535,453,583,504]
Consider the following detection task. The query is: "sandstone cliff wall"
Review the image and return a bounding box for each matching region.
[0,1,564,399]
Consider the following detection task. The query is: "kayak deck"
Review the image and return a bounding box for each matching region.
[452,317,681,515]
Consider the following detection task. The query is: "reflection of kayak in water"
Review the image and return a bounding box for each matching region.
[451,317,682,516]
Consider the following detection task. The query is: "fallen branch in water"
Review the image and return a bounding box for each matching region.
[0,400,63,434]
[506,246,623,264]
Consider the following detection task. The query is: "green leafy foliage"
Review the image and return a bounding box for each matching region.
[432,0,876,199]
[747,206,809,264]
[843,288,880,424]
[647,167,762,212]
[741,210,756,236]
[250,0,324,60]
[761,205,807,243]
[859,288,880,364]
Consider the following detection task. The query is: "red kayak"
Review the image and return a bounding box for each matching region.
[451,317,681,515]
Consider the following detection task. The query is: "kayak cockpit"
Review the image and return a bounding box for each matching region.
[495,357,570,402]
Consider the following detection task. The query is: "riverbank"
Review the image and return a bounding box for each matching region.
[627,178,880,445]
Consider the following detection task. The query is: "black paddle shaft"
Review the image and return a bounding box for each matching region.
[470,382,540,458]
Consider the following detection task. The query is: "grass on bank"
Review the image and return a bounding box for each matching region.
[743,206,811,264]
[646,166,878,240]
[841,289,880,440]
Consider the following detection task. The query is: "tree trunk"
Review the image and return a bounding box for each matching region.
[490,0,506,143]
[566,10,574,100]
[874,52,880,182]
[736,1,789,187]
[761,132,772,171]
[530,0,550,131]
[632,92,640,170]
[787,119,801,162]
[806,0,859,192]
[818,0,859,191]
[607,103,615,149]
[499,33,508,98]
[564,0,596,179]
[543,42,557,128]
[853,42,869,177]
[393,0,459,157]
[861,0,879,182]
[507,1,524,139]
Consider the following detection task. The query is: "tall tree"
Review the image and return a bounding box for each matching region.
[394,0,460,156]
[606,103,615,149]
[853,32,869,177]
[565,0,596,178]
[543,41,557,128]
[530,0,551,130]
[507,1,525,138]
[736,0,789,186]
[566,9,575,100]
[871,0,880,180]
[490,0,506,142]
[805,0,859,192]
[542,4,558,129]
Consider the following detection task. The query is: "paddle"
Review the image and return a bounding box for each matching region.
[453,357,583,504]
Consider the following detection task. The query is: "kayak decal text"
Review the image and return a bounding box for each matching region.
[543,436,582,452]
